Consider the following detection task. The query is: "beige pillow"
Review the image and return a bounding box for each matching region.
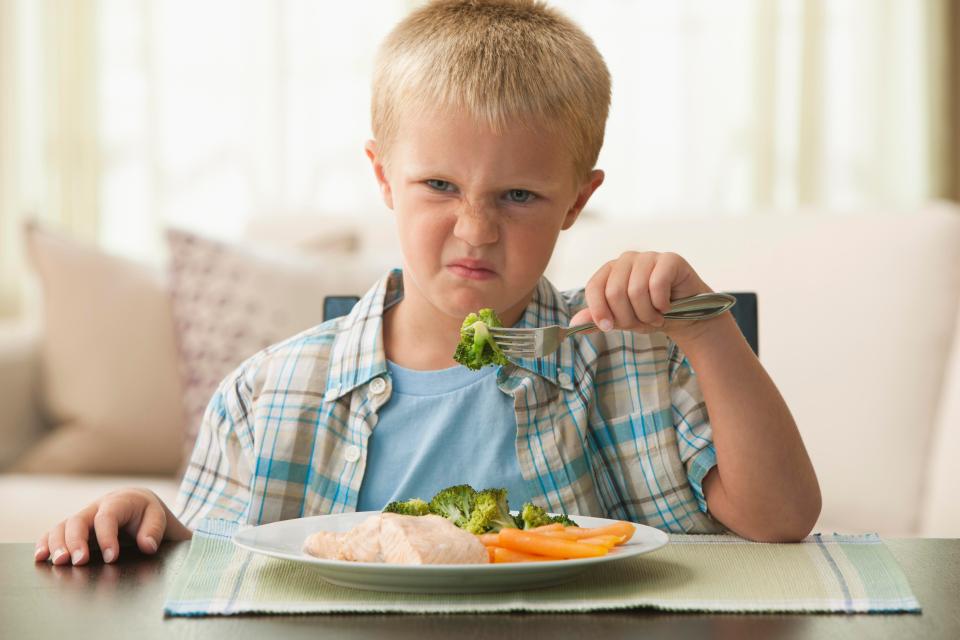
[14,224,186,475]
[165,228,387,464]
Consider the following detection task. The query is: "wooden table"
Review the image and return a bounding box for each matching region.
[1,539,957,639]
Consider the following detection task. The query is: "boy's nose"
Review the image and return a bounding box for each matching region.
[452,203,499,246]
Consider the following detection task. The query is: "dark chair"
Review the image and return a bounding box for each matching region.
[728,292,758,356]
[323,292,759,356]
[323,295,361,324]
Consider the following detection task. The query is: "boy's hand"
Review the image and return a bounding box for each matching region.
[33,488,192,566]
[568,251,715,340]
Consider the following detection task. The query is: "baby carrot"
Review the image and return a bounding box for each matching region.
[564,521,636,542]
[477,533,500,545]
[526,529,578,540]
[492,546,555,563]
[485,546,497,563]
[530,523,565,532]
[577,534,623,549]
[498,528,608,559]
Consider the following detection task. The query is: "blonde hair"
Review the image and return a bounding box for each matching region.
[371,0,611,179]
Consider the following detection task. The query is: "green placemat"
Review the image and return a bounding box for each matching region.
[164,519,920,616]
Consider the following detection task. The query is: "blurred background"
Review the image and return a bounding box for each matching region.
[0,0,958,541]
[2,0,958,315]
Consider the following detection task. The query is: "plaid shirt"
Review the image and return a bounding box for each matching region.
[175,268,724,533]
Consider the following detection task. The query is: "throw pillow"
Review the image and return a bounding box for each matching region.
[14,224,186,475]
[165,228,387,465]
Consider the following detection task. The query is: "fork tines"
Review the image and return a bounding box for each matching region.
[489,328,536,358]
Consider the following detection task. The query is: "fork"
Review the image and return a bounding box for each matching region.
[489,292,737,358]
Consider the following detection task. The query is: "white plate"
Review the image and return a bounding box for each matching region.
[232,511,669,593]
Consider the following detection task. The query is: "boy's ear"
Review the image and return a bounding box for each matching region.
[365,139,394,209]
[561,169,605,230]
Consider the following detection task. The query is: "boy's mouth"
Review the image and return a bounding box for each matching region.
[447,258,496,280]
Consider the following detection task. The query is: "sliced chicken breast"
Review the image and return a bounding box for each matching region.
[302,530,343,559]
[302,513,489,564]
[380,513,488,564]
[335,513,384,562]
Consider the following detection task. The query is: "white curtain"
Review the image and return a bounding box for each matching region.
[565,0,943,214]
[0,0,952,317]
[1,0,101,316]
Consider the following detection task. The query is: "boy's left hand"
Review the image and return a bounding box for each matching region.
[568,251,715,338]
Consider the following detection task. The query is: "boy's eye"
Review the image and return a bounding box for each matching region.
[504,189,536,204]
[425,179,456,192]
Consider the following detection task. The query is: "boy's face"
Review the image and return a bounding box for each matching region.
[366,108,603,326]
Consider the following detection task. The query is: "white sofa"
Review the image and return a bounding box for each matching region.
[1,203,958,543]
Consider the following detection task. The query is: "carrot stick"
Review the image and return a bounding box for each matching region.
[485,546,497,563]
[564,521,636,542]
[498,528,608,559]
[492,547,554,563]
[477,533,500,545]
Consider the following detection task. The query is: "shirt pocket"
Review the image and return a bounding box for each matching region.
[590,407,694,530]
[594,371,670,423]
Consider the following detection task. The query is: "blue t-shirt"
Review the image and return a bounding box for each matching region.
[355,360,538,511]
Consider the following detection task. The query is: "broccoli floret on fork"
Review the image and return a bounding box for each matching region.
[453,308,511,370]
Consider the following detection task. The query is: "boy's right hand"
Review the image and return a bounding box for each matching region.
[34,488,193,566]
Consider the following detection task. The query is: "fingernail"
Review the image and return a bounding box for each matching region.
[102,547,115,563]
[144,537,158,553]
[599,319,613,332]
[52,548,67,563]
[34,546,45,560]
[71,549,84,565]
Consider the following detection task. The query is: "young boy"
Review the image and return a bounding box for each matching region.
[35,0,820,568]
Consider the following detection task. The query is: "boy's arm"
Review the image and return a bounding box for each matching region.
[569,250,820,542]
[174,376,255,529]
[672,312,821,542]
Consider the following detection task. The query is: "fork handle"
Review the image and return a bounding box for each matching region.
[568,292,737,333]
[663,292,737,320]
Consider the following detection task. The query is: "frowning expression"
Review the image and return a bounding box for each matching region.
[366,108,603,325]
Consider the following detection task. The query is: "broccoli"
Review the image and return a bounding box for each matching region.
[550,513,579,527]
[518,502,553,529]
[517,502,580,529]
[382,486,578,534]
[464,488,520,534]
[382,498,431,516]
[427,484,478,528]
[453,308,511,370]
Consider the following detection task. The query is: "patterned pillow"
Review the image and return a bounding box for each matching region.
[165,228,386,465]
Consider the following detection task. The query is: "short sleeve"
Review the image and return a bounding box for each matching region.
[668,341,717,514]
[173,370,256,529]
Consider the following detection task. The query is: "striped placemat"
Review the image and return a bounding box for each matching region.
[164,519,920,616]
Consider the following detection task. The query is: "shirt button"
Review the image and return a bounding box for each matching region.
[344,445,361,462]
[324,385,340,401]
[558,372,572,386]
[369,376,387,395]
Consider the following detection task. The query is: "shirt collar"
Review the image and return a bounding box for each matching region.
[324,268,577,402]
[322,269,399,402]
[506,275,577,391]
